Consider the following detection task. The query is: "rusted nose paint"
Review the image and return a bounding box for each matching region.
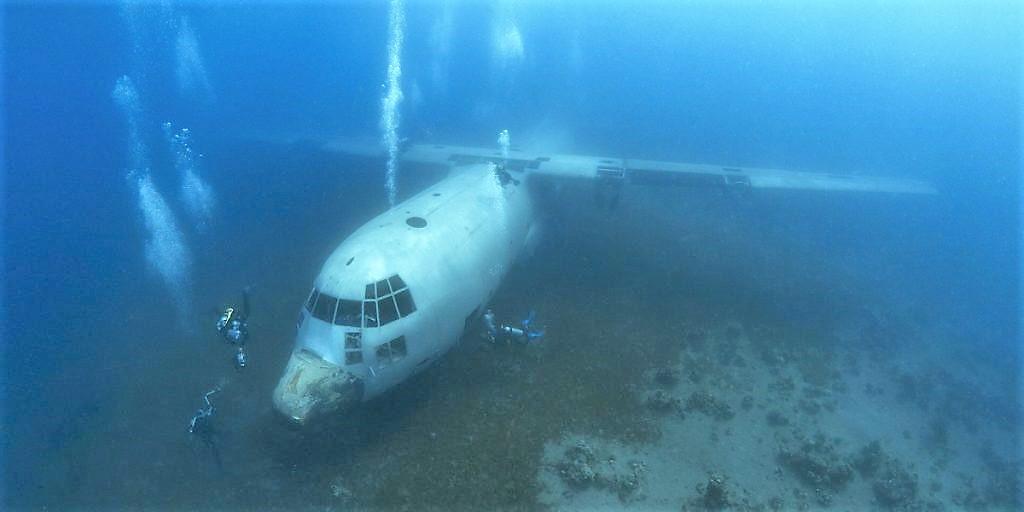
[272,349,363,425]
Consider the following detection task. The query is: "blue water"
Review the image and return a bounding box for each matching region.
[3,2,1020,509]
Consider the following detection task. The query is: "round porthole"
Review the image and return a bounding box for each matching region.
[406,216,427,228]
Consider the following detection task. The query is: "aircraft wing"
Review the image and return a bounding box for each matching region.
[321,139,935,195]
[399,144,937,195]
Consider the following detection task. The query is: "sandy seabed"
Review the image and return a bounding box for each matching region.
[13,150,1020,511]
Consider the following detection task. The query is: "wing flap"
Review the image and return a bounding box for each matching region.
[624,158,937,194]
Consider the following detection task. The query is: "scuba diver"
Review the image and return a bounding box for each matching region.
[234,346,247,369]
[482,308,545,346]
[217,288,250,369]
[188,385,223,470]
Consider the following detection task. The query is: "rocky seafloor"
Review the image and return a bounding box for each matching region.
[537,317,1021,511]
[22,161,1021,511]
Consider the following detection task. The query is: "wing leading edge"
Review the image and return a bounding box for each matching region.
[325,140,936,195]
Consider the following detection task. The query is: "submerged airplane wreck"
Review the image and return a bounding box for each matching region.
[272,139,935,425]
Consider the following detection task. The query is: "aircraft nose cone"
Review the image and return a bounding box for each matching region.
[272,349,364,426]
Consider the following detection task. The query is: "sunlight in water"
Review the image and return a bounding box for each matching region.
[491,0,524,76]
[381,0,405,207]
[429,1,454,95]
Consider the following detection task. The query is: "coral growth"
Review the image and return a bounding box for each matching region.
[685,392,734,421]
[553,438,646,502]
[778,434,854,492]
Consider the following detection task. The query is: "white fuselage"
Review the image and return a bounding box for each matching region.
[273,163,534,423]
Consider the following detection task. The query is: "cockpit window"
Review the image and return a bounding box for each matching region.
[378,296,400,325]
[344,332,363,365]
[305,288,319,313]
[376,335,407,366]
[391,336,407,358]
[306,275,416,329]
[394,289,415,317]
[363,274,416,328]
[305,288,363,327]
[363,300,378,327]
[334,300,362,327]
[388,275,406,291]
[312,293,338,323]
[375,279,391,299]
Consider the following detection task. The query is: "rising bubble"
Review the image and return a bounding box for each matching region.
[381,0,406,207]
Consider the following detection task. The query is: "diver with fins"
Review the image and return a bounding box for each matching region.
[187,289,256,470]
[216,287,250,369]
[188,383,224,471]
[482,308,545,346]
